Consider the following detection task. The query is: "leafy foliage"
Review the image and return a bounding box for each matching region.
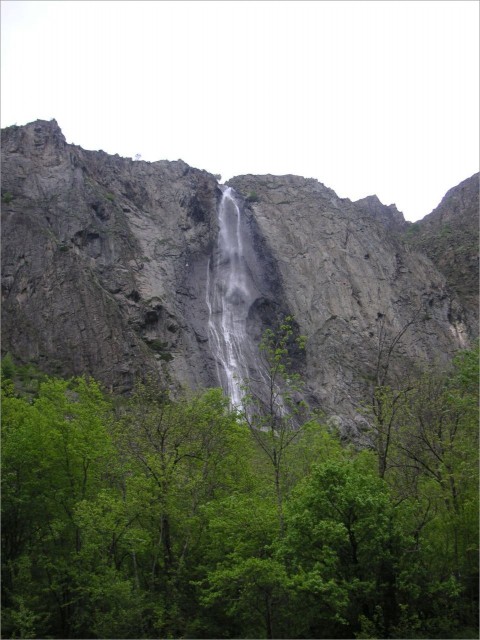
[1,343,478,638]
[245,190,260,203]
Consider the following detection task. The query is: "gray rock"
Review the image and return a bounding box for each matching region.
[227,173,475,423]
[1,120,477,431]
[1,119,220,392]
[403,173,479,333]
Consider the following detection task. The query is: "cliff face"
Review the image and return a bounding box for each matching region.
[227,174,473,431]
[403,173,479,332]
[1,120,476,430]
[1,120,220,392]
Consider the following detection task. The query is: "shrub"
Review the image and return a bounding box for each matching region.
[245,191,259,203]
[145,339,173,361]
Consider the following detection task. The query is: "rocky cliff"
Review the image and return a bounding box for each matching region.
[1,120,477,430]
[227,174,476,431]
[1,119,220,393]
[403,173,479,331]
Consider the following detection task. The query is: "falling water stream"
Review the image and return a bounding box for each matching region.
[206,186,262,407]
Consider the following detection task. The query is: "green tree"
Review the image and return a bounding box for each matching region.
[110,382,253,637]
[282,453,406,637]
[364,344,479,636]
[242,316,308,535]
[195,493,286,638]
[395,347,479,632]
[2,376,116,638]
[1,352,15,381]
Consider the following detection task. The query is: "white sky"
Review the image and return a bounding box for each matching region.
[1,0,478,221]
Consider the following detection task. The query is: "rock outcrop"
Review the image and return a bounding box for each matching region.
[403,173,479,333]
[1,119,220,392]
[227,174,474,432]
[1,120,477,432]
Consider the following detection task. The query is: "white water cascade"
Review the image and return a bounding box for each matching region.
[206,187,262,407]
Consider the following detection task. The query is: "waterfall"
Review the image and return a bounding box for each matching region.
[206,186,261,407]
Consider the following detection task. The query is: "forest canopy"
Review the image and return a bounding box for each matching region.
[1,342,478,639]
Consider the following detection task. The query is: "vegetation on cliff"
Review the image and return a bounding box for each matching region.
[1,338,478,639]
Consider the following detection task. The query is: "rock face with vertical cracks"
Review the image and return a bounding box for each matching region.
[1,120,477,433]
[227,173,477,434]
[1,119,220,393]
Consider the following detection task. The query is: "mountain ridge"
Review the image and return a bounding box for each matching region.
[2,119,478,432]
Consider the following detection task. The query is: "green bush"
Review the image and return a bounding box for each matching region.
[1,353,15,380]
[145,338,174,361]
[405,222,420,237]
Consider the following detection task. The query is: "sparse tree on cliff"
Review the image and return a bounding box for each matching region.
[241,316,308,536]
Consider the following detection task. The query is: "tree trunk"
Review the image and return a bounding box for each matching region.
[274,463,285,537]
[265,592,274,639]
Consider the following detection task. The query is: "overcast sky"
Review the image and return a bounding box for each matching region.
[1,0,478,221]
